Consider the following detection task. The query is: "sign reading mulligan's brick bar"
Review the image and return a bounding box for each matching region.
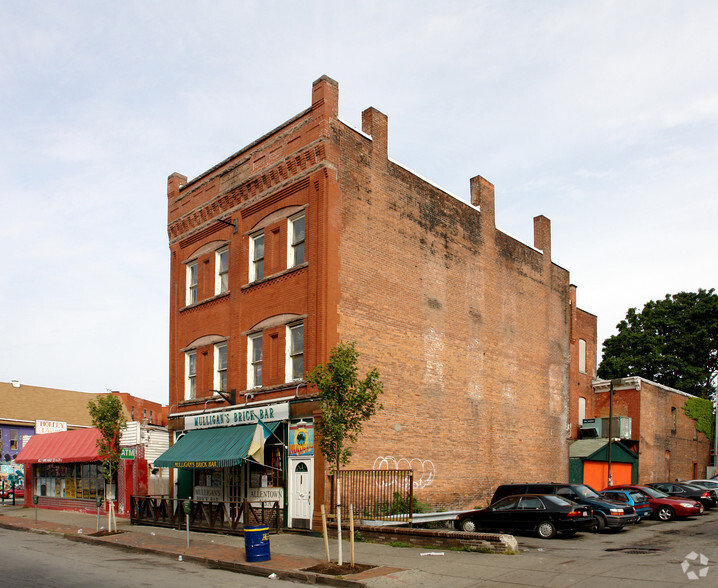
[185,402,289,430]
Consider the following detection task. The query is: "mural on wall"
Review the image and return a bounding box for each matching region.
[372,456,436,489]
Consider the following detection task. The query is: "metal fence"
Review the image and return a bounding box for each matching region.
[130,495,281,534]
[329,469,414,525]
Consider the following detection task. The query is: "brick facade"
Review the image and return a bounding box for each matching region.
[166,76,592,520]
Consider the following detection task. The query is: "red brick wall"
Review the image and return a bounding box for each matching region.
[332,106,572,509]
[568,287,598,437]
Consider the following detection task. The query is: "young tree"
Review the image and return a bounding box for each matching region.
[306,341,383,566]
[598,289,718,399]
[87,394,128,531]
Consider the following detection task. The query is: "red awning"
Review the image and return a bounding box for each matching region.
[15,428,102,464]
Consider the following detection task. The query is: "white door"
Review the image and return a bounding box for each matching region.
[289,458,313,529]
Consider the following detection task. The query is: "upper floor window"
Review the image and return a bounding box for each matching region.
[250,233,265,282]
[186,262,198,305]
[215,246,229,295]
[671,406,677,433]
[289,213,305,267]
[578,339,587,374]
[185,351,197,400]
[287,323,304,381]
[215,342,227,392]
[248,333,263,388]
[10,430,18,450]
[149,410,153,424]
[578,397,586,425]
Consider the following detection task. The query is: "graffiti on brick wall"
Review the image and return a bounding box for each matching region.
[373,456,436,489]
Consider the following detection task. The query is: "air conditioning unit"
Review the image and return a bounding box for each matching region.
[600,416,632,439]
[580,418,602,437]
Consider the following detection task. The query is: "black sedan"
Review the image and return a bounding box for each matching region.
[455,494,595,539]
[648,482,717,509]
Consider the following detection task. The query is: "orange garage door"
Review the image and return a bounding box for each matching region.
[583,461,632,490]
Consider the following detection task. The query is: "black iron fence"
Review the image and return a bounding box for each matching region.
[130,495,281,534]
[329,469,414,525]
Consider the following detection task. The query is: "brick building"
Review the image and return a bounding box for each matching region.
[591,377,710,482]
[163,75,596,527]
[3,381,168,515]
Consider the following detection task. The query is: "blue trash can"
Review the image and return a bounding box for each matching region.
[244,525,271,562]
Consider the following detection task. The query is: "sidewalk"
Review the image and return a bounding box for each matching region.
[0,504,412,586]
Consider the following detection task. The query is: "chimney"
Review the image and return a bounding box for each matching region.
[362,107,389,166]
[168,172,187,200]
[533,215,552,262]
[311,75,339,119]
[470,175,495,241]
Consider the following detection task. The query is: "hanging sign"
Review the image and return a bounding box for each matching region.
[289,422,314,456]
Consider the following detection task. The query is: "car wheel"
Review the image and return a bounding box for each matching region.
[656,506,675,521]
[536,521,557,539]
[594,514,607,532]
[460,518,477,533]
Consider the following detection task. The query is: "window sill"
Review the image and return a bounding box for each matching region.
[180,291,230,312]
[242,263,308,290]
[241,381,306,396]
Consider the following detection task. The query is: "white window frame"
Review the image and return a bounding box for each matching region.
[186,261,198,305]
[288,213,305,268]
[578,339,587,374]
[215,246,229,295]
[214,342,227,392]
[185,351,197,400]
[286,323,304,382]
[249,232,265,282]
[248,333,263,388]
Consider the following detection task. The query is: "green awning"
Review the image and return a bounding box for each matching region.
[154,422,279,468]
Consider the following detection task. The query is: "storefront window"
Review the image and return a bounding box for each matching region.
[34,462,108,501]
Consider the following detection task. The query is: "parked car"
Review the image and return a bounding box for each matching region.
[647,482,717,509]
[608,484,704,520]
[600,489,652,520]
[491,483,638,532]
[686,479,718,491]
[0,486,25,500]
[455,494,595,538]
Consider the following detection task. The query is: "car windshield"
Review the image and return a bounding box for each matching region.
[629,492,647,503]
[574,484,600,499]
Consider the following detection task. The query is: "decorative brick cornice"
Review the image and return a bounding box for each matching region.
[168,142,327,244]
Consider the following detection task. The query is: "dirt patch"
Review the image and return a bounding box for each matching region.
[304,562,376,576]
[88,530,126,537]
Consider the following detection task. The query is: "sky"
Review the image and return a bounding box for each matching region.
[2,1,717,405]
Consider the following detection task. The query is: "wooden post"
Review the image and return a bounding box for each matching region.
[320,504,331,562]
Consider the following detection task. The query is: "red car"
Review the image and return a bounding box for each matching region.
[606,485,703,521]
[0,486,25,500]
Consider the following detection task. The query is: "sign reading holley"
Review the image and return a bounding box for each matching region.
[185,402,290,430]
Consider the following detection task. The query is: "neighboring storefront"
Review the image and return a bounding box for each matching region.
[160,401,316,530]
[15,427,114,513]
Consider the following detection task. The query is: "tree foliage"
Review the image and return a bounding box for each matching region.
[306,341,384,473]
[87,394,128,482]
[683,397,715,441]
[598,289,718,399]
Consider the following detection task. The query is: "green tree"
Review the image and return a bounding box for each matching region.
[598,289,718,399]
[306,341,383,566]
[87,394,127,530]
